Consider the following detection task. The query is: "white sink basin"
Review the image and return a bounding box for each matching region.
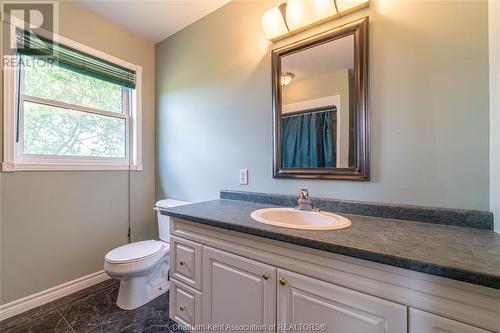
[250,208,351,231]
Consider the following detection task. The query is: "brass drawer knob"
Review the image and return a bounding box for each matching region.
[179,260,186,266]
[179,305,186,311]
[279,277,288,286]
[262,272,270,280]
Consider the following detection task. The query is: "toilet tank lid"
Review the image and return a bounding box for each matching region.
[155,199,191,210]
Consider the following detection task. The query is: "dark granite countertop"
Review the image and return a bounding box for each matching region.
[163,199,500,289]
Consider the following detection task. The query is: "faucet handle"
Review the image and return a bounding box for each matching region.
[298,188,309,199]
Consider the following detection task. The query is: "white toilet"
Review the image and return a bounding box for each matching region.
[104,199,191,310]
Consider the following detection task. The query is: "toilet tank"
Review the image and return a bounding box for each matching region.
[155,199,191,242]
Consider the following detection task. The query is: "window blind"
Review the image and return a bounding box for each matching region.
[16,29,136,89]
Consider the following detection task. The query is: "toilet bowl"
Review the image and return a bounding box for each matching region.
[104,199,191,310]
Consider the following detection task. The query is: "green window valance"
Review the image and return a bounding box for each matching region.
[16,29,136,89]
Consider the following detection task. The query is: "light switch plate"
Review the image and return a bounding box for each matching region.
[239,169,248,185]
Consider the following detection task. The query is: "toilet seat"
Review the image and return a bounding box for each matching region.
[105,240,167,264]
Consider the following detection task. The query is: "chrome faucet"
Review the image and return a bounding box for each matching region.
[296,189,314,211]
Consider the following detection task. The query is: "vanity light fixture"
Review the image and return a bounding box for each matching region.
[281,72,295,86]
[261,3,290,40]
[261,0,369,42]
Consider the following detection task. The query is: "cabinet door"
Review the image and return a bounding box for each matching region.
[203,246,276,331]
[277,269,407,333]
[409,308,494,333]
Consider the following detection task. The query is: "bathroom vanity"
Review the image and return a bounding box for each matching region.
[163,194,500,333]
[161,17,500,333]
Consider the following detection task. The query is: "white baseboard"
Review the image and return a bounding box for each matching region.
[0,270,110,321]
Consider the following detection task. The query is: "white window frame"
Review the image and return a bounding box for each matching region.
[2,18,143,172]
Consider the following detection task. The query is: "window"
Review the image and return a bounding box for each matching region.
[3,28,142,171]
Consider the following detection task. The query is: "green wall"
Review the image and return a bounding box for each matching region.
[156,0,489,209]
[0,1,156,304]
[490,0,500,233]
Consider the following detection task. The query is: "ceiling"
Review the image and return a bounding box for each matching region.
[282,35,354,81]
[73,0,231,43]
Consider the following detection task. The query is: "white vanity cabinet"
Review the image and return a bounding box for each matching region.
[277,269,407,333]
[409,308,494,333]
[202,246,276,330]
[169,218,500,333]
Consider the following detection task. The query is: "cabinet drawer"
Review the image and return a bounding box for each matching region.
[409,308,494,333]
[170,235,202,290]
[170,278,202,329]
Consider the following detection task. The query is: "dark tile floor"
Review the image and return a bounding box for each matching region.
[0,279,185,333]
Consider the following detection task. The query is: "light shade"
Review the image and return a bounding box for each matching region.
[286,0,338,32]
[261,6,290,40]
[261,0,369,41]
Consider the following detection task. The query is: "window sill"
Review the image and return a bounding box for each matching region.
[2,161,143,172]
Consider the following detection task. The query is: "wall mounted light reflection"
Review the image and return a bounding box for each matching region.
[281,72,295,86]
[261,0,369,42]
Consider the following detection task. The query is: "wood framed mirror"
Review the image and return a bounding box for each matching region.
[272,17,369,180]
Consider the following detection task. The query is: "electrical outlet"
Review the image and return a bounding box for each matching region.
[239,169,248,185]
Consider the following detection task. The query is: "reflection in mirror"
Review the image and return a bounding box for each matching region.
[281,35,355,169]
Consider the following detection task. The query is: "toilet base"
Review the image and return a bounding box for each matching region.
[115,259,170,310]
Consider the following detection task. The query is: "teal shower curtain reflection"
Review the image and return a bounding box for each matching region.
[281,107,336,168]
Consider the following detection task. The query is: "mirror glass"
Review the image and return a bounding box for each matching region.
[280,35,355,169]
[272,18,369,180]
